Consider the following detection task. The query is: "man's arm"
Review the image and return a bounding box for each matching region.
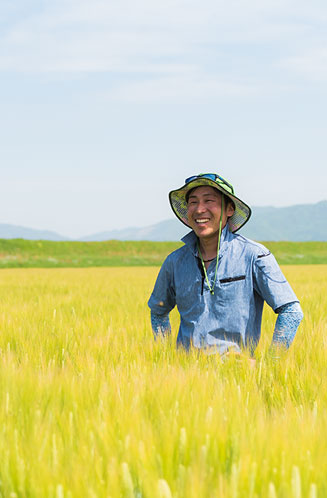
[148,254,176,340]
[252,249,304,355]
[150,311,171,339]
[271,301,303,350]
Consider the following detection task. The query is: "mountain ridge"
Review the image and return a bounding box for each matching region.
[80,201,327,242]
[0,223,69,241]
[1,201,327,242]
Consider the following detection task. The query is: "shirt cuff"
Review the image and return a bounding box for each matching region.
[271,302,303,350]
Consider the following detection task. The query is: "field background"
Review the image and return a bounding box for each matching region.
[1,239,327,267]
[0,261,326,497]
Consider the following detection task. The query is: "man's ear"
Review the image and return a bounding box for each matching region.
[226,202,235,217]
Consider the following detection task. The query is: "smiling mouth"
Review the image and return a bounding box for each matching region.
[195,218,210,224]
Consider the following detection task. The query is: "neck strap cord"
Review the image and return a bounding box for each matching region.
[197,196,224,295]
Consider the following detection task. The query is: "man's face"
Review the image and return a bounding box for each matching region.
[186,186,235,240]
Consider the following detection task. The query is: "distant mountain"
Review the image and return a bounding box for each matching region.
[80,219,188,242]
[1,201,327,242]
[242,201,327,241]
[80,201,327,242]
[0,223,69,241]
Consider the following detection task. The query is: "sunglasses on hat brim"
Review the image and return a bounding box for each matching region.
[184,173,234,195]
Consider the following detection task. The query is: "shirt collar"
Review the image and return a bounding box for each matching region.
[181,224,231,257]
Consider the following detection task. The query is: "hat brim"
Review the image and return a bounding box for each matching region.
[169,178,251,233]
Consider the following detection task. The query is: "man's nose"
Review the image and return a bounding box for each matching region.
[195,201,206,213]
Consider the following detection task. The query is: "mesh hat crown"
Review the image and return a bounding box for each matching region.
[169,173,251,233]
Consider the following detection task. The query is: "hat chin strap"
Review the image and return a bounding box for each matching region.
[197,196,224,296]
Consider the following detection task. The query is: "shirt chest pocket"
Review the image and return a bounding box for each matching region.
[217,275,247,304]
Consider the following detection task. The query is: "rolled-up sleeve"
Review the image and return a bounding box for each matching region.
[253,252,298,312]
[148,256,176,315]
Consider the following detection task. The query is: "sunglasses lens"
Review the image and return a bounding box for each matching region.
[184,173,234,194]
[185,175,198,184]
[185,174,216,184]
[202,174,217,181]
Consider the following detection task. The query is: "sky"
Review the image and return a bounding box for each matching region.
[1,0,327,238]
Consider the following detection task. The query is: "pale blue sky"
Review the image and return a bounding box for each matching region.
[1,0,326,237]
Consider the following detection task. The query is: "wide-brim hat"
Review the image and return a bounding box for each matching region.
[169,173,251,233]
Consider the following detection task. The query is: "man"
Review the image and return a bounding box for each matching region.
[148,173,303,356]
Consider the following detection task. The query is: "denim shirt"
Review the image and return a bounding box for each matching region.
[148,225,299,354]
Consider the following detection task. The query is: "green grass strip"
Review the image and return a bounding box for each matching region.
[0,239,326,268]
